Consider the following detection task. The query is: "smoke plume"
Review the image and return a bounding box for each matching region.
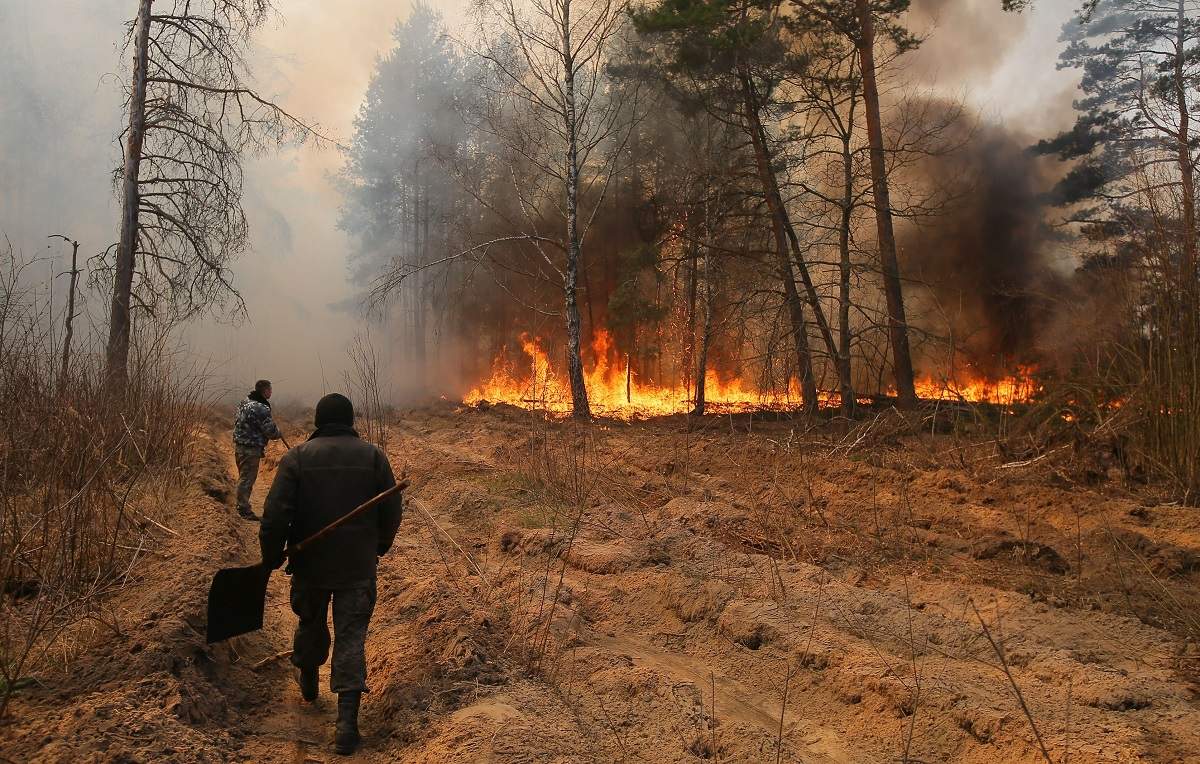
[899,126,1070,375]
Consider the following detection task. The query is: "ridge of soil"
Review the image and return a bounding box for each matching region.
[4,402,1200,763]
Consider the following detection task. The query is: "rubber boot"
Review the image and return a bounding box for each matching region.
[296,666,318,703]
[334,691,361,755]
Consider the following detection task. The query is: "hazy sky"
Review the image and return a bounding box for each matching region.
[0,0,1078,404]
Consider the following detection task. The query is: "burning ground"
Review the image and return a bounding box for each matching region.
[4,402,1200,762]
[464,328,1044,418]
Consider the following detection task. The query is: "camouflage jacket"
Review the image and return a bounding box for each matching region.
[233,396,282,452]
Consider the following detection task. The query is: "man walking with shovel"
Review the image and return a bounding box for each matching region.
[259,393,404,756]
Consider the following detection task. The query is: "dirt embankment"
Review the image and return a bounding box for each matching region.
[0,426,272,762]
[4,403,1200,762]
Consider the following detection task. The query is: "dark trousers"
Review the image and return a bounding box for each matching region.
[289,578,377,693]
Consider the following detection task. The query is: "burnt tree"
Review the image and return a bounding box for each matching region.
[106,0,313,383]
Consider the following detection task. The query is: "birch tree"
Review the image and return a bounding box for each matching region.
[472,0,637,419]
[105,0,313,383]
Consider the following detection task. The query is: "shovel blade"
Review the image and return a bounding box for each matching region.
[206,563,272,643]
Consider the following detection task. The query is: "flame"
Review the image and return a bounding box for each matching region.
[464,330,1039,418]
[908,365,1042,407]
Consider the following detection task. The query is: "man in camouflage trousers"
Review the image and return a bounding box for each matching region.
[232,379,283,521]
[260,393,403,756]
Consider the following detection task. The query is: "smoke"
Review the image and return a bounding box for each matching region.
[885,0,1088,377]
[0,0,1083,403]
[898,125,1073,375]
[903,0,1028,85]
[0,0,468,407]
[908,0,1082,140]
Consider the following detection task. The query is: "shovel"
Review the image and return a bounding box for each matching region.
[205,480,407,644]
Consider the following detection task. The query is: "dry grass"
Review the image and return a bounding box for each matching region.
[0,250,204,718]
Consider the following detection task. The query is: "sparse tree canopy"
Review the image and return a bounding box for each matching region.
[104,0,315,381]
[467,0,641,418]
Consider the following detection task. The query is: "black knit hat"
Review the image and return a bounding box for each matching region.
[314,393,354,428]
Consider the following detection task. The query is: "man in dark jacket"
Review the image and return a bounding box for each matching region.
[232,379,284,521]
[259,393,403,756]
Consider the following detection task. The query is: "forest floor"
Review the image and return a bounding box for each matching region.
[4,401,1200,762]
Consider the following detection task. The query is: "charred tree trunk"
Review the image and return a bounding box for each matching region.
[106,0,153,385]
[582,240,597,346]
[562,0,591,420]
[625,351,632,403]
[837,134,857,417]
[742,74,830,414]
[685,229,699,398]
[58,237,81,392]
[692,244,714,417]
[855,0,917,409]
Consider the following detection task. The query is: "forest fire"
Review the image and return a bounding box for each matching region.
[464,330,1041,418]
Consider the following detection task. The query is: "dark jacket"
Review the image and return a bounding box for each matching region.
[259,428,402,589]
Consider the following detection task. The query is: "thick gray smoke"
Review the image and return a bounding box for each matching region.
[905,0,1029,83]
[0,1,466,406]
[898,127,1073,375]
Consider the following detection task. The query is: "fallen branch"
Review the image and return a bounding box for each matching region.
[999,444,1069,469]
[139,512,178,536]
[251,649,293,671]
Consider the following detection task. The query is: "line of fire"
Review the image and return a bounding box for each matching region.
[343,9,1143,425]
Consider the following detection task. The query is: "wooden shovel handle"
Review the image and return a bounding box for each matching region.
[285,480,409,557]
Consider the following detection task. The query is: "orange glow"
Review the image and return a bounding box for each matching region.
[464,330,1040,418]
[907,365,1042,407]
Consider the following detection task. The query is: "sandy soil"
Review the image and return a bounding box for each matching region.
[4,402,1199,763]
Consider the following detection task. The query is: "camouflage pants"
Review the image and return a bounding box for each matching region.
[289,579,377,693]
[234,445,261,514]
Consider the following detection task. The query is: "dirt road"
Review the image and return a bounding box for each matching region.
[5,403,1199,762]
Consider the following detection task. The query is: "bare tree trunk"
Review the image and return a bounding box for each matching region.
[399,184,411,366]
[855,0,917,409]
[106,0,153,385]
[415,168,429,394]
[1175,0,1197,291]
[685,231,699,397]
[562,0,591,419]
[742,76,820,414]
[625,351,632,403]
[582,239,597,346]
[692,243,714,417]
[837,135,857,417]
[58,238,81,392]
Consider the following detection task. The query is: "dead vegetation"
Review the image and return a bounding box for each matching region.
[2,398,1198,762]
[410,400,1200,762]
[0,332,1195,762]
[0,250,205,718]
